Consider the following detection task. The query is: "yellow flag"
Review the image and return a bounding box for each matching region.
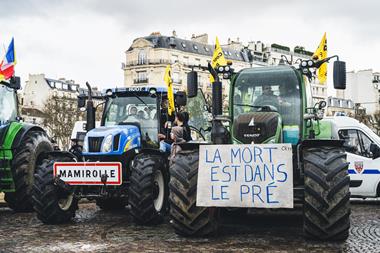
[313,32,328,84]
[164,65,175,116]
[210,36,227,83]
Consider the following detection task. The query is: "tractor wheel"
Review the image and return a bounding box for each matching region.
[96,198,127,210]
[169,150,219,236]
[5,130,53,211]
[129,154,168,225]
[32,158,78,224]
[303,146,350,241]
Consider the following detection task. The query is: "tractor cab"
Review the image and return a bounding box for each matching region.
[231,66,303,145]
[83,86,159,155]
[0,78,20,126]
[82,86,186,156]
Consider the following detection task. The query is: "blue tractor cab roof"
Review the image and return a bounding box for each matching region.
[103,86,173,96]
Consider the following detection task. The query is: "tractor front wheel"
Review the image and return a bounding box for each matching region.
[303,146,350,241]
[5,130,53,212]
[129,154,168,225]
[32,158,78,224]
[169,150,219,236]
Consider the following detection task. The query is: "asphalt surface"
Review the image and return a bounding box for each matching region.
[0,200,378,253]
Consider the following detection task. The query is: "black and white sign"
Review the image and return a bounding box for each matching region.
[54,162,122,185]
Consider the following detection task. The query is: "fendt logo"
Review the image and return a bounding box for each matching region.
[248,117,255,127]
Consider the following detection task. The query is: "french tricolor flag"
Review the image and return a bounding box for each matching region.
[0,38,16,81]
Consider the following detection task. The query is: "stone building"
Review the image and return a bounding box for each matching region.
[20,74,100,149]
[325,96,354,116]
[336,70,380,115]
[123,32,325,104]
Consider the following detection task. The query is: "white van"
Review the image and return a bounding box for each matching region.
[323,116,380,198]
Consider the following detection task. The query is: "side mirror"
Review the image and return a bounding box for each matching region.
[187,71,198,98]
[370,143,380,159]
[175,91,187,106]
[318,100,327,109]
[333,61,346,90]
[77,94,86,108]
[9,76,21,90]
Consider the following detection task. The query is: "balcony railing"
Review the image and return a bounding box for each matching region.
[134,78,149,84]
[126,59,173,67]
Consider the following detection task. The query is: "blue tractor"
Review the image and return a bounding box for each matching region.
[32,84,187,225]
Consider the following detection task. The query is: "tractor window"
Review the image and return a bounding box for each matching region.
[232,67,302,126]
[104,96,158,145]
[186,89,212,141]
[0,85,17,125]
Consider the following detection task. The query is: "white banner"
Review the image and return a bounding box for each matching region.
[196,144,293,208]
[54,162,122,185]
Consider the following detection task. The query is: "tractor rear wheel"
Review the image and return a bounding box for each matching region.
[129,154,168,225]
[96,198,127,210]
[169,150,219,236]
[32,158,78,224]
[303,146,350,241]
[5,130,53,211]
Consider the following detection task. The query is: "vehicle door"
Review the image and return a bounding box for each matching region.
[338,128,380,197]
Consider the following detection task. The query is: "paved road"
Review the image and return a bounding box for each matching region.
[0,200,378,253]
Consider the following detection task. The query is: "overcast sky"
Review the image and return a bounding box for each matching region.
[1,0,379,90]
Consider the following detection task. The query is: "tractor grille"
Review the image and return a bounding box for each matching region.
[233,112,279,144]
[88,137,104,152]
[113,134,120,151]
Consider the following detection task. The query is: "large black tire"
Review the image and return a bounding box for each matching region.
[129,154,168,225]
[32,158,78,224]
[169,150,219,236]
[96,198,127,210]
[303,146,350,241]
[5,130,53,211]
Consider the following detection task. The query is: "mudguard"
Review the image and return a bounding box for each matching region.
[301,139,344,148]
[12,124,47,149]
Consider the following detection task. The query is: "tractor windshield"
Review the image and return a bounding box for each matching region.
[103,95,158,142]
[0,84,17,125]
[232,66,302,126]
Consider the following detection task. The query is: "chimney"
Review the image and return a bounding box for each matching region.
[190,33,208,44]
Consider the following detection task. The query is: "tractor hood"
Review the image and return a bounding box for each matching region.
[83,124,141,155]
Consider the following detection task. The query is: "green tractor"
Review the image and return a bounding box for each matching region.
[169,56,351,240]
[0,77,53,211]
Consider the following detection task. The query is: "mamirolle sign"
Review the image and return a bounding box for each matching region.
[196,144,293,208]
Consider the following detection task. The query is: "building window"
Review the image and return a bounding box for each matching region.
[183,56,189,65]
[193,44,198,50]
[171,54,179,64]
[172,72,180,83]
[136,71,148,83]
[181,42,186,48]
[204,47,210,52]
[138,50,147,65]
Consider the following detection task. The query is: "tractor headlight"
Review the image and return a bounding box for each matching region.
[101,134,113,153]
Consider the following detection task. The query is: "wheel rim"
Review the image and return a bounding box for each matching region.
[58,193,74,211]
[153,170,164,212]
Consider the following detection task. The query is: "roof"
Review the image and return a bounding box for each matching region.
[104,86,169,94]
[323,116,366,129]
[45,78,80,92]
[129,35,251,62]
